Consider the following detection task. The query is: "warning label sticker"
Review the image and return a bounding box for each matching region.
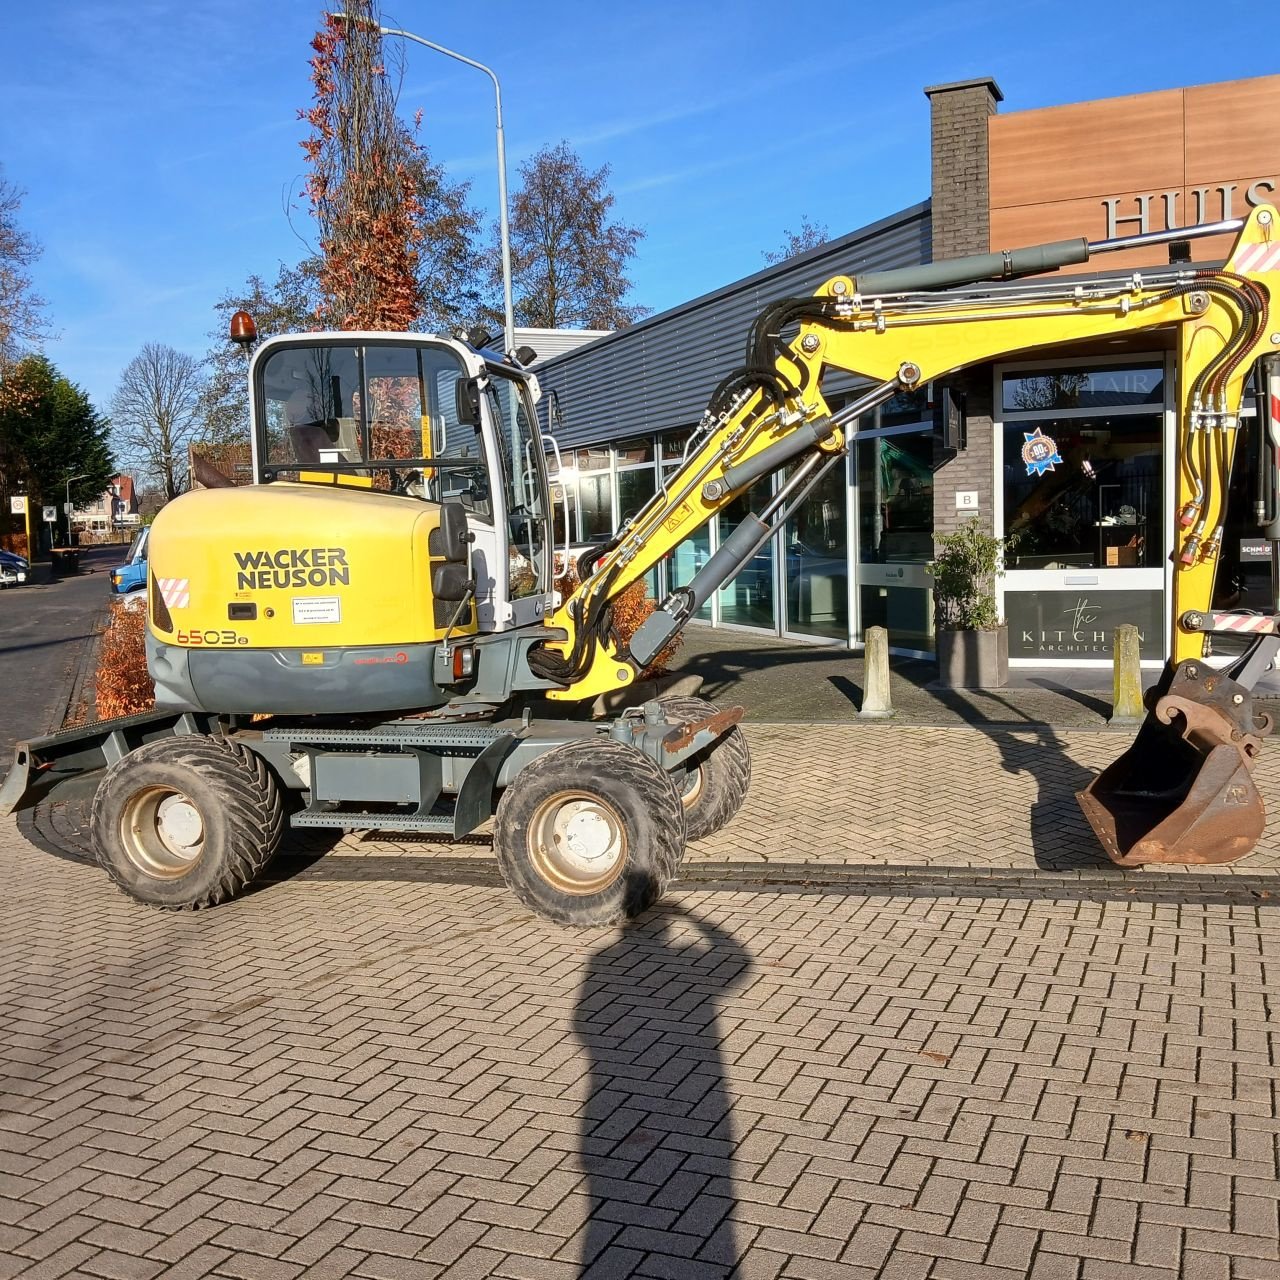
[292,596,341,625]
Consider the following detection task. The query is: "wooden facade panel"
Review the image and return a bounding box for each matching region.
[988,74,1280,265]
[989,91,1183,210]
[1185,77,1280,182]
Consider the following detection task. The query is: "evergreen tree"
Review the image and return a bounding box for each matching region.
[0,356,114,542]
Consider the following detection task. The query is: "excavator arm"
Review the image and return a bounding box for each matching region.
[535,207,1280,694]
[529,205,1280,869]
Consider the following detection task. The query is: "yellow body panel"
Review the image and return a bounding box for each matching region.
[148,483,471,650]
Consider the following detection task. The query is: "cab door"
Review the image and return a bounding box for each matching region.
[484,368,554,629]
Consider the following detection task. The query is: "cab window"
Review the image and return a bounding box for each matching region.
[256,341,492,519]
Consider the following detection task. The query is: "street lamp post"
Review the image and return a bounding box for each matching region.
[330,14,517,357]
[64,473,87,547]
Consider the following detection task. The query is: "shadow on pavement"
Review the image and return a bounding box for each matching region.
[988,721,1115,871]
[576,904,751,1278]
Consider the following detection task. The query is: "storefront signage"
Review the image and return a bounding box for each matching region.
[1101,180,1276,239]
[1005,590,1163,659]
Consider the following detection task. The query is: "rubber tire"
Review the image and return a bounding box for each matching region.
[659,695,752,841]
[493,738,687,928]
[91,735,284,910]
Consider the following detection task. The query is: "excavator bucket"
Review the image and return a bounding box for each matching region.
[1077,662,1272,867]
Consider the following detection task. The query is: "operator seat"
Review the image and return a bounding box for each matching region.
[284,388,361,464]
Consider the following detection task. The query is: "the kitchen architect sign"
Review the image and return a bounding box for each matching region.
[1005,590,1163,659]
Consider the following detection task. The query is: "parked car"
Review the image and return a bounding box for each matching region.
[110,527,149,594]
[0,549,29,588]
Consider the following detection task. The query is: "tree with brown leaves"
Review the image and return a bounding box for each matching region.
[302,4,425,330]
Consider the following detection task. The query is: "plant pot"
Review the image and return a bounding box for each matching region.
[936,625,1008,689]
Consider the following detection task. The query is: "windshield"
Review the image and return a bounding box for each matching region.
[255,340,492,518]
[127,529,148,563]
[486,369,549,600]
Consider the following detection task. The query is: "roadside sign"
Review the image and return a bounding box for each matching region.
[63,502,74,515]
[9,496,26,515]
[42,505,56,523]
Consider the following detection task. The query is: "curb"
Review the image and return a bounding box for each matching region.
[57,598,110,732]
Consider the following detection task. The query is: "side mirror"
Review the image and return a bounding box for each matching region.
[437,502,471,563]
[455,377,482,427]
[432,562,472,602]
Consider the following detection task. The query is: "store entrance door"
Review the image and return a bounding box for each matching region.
[855,429,936,654]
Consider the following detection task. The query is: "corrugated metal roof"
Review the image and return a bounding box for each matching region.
[516,327,613,364]
[535,202,932,449]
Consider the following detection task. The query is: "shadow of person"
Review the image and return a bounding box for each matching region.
[575,902,752,1278]
[989,720,1115,870]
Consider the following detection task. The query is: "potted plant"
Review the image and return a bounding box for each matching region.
[927,518,1012,688]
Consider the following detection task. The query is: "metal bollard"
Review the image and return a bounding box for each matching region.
[860,625,895,719]
[1110,623,1145,723]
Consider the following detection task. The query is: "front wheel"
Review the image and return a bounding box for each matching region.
[91,735,284,909]
[660,696,751,841]
[493,738,686,927]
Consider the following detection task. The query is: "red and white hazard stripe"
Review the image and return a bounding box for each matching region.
[1233,241,1280,274]
[156,577,189,610]
[1207,612,1278,634]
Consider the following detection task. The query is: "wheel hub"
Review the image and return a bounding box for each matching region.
[119,786,206,879]
[529,792,627,895]
[157,795,203,851]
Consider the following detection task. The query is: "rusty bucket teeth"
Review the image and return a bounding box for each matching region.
[1077,661,1269,868]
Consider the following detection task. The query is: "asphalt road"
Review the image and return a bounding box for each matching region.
[0,544,122,762]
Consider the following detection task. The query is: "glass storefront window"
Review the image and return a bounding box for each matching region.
[858,435,934,564]
[718,477,775,629]
[661,429,694,462]
[578,472,612,542]
[1001,364,1163,413]
[614,437,654,467]
[617,466,655,526]
[576,446,611,472]
[1003,413,1162,570]
[784,459,848,640]
[880,386,930,428]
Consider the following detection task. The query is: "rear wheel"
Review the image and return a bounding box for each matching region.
[659,696,751,841]
[91,736,283,909]
[493,738,686,927]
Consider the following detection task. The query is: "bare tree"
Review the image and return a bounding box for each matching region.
[0,168,48,367]
[499,142,648,330]
[763,217,829,264]
[111,344,206,501]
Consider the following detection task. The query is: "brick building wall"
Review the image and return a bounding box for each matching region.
[925,77,1002,259]
[925,78,1004,540]
[932,369,996,540]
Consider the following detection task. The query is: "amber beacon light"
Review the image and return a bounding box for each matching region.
[229,311,257,349]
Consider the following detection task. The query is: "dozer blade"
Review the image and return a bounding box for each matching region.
[1077,661,1273,867]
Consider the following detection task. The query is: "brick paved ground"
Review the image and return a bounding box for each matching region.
[314,724,1280,876]
[2,822,1278,1280]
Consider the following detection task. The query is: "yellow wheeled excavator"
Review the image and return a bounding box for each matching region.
[5,208,1280,925]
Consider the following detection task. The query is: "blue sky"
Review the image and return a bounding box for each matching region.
[0,0,1270,413]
